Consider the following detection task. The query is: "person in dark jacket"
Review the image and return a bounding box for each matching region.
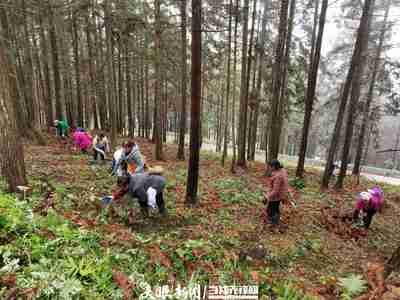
[263,159,289,229]
[103,173,167,217]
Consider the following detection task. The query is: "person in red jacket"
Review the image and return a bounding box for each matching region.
[263,159,289,229]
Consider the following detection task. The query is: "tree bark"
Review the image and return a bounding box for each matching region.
[118,39,124,134]
[353,0,390,176]
[0,7,25,133]
[86,2,97,129]
[105,0,117,145]
[0,37,27,192]
[276,0,296,159]
[73,13,83,127]
[244,0,257,161]
[177,0,187,160]
[221,0,233,166]
[126,43,134,137]
[21,0,36,128]
[145,62,150,139]
[249,0,269,161]
[38,12,53,128]
[335,0,374,189]
[296,0,328,178]
[236,0,250,167]
[268,0,289,160]
[230,0,240,173]
[154,0,163,160]
[48,1,63,121]
[186,0,202,205]
[321,0,373,189]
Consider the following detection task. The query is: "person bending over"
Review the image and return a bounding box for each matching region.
[103,173,167,218]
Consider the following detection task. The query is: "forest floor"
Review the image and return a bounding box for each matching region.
[1,135,400,299]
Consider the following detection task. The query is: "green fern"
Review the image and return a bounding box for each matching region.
[338,274,367,299]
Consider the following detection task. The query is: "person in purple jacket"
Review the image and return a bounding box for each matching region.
[353,187,384,229]
[72,129,92,154]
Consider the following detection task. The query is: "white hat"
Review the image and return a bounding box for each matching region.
[359,192,372,202]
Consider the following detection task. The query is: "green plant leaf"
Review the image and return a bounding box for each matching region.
[338,274,367,297]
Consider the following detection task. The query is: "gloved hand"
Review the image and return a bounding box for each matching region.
[101,196,113,205]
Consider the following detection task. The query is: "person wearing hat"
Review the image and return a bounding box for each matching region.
[353,187,384,229]
[102,173,167,217]
[263,159,289,229]
[54,119,69,138]
[111,140,145,176]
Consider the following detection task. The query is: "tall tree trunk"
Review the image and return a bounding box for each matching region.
[162,78,168,143]
[177,0,188,159]
[236,0,250,167]
[154,0,163,159]
[21,0,36,128]
[321,0,373,189]
[105,0,117,145]
[276,0,296,158]
[186,0,202,205]
[61,13,74,125]
[335,0,374,189]
[118,40,124,134]
[141,60,146,137]
[73,13,83,127]
[125,44,132,137]
[296,0,328,178]
[216,83,224,152]
[222,0,233,166]
[244,0,257,160]
[309,0,320,69]
[86,2,97,129]
[31,20,45,127]
[230,0,240,173]
[249,0,269,161]
[38,12,53,128]
[137,63,142,136]
[268,0,289,160]
[94,1,106,128]
[0,7,25,133]
[0,38,27,192]
[48,1,63,121]
[145,62,150,139]
[353,0,390,176]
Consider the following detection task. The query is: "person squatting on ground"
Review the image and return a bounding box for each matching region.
[103,173,167,218]
[72,128,92,154]
[92,133,110,161]
[353,187,384,229]
[263,159,289,229]
[54,119,69,138]
[112,140,145,176]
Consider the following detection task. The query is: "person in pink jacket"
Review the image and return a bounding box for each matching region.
[353,187,384,229]
[72,129,92,154]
